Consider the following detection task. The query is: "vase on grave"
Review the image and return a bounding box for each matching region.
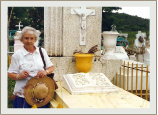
[74,53,94,73]
[136,54,144,63]
[102,31,119,60]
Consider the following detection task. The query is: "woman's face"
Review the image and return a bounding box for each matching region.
[22,30,36,47]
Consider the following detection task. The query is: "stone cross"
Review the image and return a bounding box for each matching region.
[71,7,95,45]
[15,22,23,31]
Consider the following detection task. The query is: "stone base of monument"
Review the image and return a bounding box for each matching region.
[62,73,118,95]
[102,53,117,60]
[14,38,24,52]
[14,44,24,52]
[102,46,129,60]
[102,50,117,60]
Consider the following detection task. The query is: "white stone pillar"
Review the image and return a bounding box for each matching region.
[44,7,63,56]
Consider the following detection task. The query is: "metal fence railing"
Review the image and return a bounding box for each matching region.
[113,61,150,101]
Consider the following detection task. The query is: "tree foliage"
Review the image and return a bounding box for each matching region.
[102,7,122,31]
[112,12,149,32]
[8,7,44,37]
[102,7,122,13]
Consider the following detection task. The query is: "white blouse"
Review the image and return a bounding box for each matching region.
[8,46,53,97]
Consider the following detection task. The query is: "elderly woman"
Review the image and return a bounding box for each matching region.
[8,26,54,108]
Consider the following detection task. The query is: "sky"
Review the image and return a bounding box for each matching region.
[113,7,150,19]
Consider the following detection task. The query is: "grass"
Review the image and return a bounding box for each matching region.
[8,78,16,108]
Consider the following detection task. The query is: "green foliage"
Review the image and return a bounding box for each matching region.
[9,39,14,46]
[112,12,149,32]
[102,7,122,13]
[8,78,16,108]
[102,7,122,31]
[8,7,44,38]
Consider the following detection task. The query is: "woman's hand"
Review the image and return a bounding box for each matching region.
[34,70,47,79]
[19,71,30,79]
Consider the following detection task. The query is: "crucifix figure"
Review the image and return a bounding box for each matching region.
[15,22,23,31]
[71,7,95,45]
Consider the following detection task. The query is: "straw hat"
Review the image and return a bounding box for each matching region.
[24,76,55,107]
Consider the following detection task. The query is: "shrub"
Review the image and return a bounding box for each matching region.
[8,78,15,108]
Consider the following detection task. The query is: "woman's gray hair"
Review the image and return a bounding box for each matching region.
[19,26,41,42]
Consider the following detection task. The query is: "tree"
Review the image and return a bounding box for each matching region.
[131,26,139,31]
[8,7,44,32]
[102,7,122,13]
[102,7,122,31]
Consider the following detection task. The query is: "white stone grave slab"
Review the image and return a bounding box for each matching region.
[63,73,118,95]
